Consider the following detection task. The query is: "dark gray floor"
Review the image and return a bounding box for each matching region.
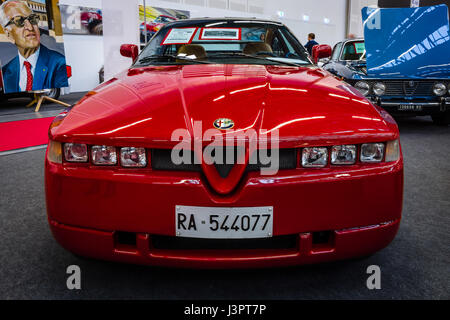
[0,116,449,300]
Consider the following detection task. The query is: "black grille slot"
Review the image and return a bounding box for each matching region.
[247,148,297,172]
[151,149,201,171]
[383,80,436,96]
[151,148,297,174]
[151,235,298,250]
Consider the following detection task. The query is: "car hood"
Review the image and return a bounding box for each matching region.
[51,64,398,147]
[362,5,450,79]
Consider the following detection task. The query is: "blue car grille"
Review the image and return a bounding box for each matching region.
[382,81,435,96]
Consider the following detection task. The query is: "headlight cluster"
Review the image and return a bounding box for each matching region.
[63,143,147,167]
[301,140,399,167]
[52,141,400,169]
[355,81,450,97]
[354,81,385,96]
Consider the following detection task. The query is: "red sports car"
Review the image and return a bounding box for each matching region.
[45,18,403,268]
[140,14,177,34]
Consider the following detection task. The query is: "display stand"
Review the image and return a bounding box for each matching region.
[26,90,71,112]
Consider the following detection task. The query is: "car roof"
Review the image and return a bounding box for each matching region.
[164,17,284,28]
[342,38,364,43]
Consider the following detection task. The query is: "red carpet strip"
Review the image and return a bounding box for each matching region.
[0,117,54,152]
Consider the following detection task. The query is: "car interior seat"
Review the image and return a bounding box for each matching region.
[177,44,207,60]
[342,53,360,60]
[243,42,273,56]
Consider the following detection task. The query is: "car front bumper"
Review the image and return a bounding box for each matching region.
[371,97,450,115]
[49,218,400,268]
[45,157,403,268]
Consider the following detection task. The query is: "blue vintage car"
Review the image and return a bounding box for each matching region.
[322,5,450,125]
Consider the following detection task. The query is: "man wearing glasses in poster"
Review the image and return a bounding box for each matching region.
[0,0,68,93]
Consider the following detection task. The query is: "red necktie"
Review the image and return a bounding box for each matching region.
[24,61,33,91]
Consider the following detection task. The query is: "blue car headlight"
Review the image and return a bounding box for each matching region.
[355,81,370,96]
[433,83,446,96]
[373,82,386,96]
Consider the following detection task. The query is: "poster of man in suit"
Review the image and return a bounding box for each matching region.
[0,0,68,94]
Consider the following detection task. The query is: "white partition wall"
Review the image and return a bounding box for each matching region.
[144,0,348,48]
[60,0,103,93]
[265,0,347,47]
[102,0,140,81]
[348,0,378,38]
[142,0,268,19]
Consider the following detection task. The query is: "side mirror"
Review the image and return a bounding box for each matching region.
[120,44,138,62]
[312,44,332,64]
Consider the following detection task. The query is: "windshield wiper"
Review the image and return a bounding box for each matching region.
[137,54,213,65]
[208,52,304,67]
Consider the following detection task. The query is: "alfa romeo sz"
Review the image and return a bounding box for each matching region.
[45,18,403,268]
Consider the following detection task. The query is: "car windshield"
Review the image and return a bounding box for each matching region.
[135,21,312,67]
[340,41,365,60]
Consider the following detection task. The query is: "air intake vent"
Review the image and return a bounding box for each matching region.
[247,148,297,172]
[151,148,297,174]
[151,234,298,250]
[151,149,201,171]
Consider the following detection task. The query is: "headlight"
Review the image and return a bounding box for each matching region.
[331,145,356,165]
[360,143,385,163]
[385,139,400,162]
[302,147,328,167]
[120,147,147,167]
[355,81,370,96]
[433,83,446,96]
[64,143,88,162]
[91,145,117,165]
[373,82,386,96]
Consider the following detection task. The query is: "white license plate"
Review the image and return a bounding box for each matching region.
[398,104,422,111]
[175,206,273,239]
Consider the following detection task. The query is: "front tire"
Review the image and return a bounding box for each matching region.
[431,111,450,126]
